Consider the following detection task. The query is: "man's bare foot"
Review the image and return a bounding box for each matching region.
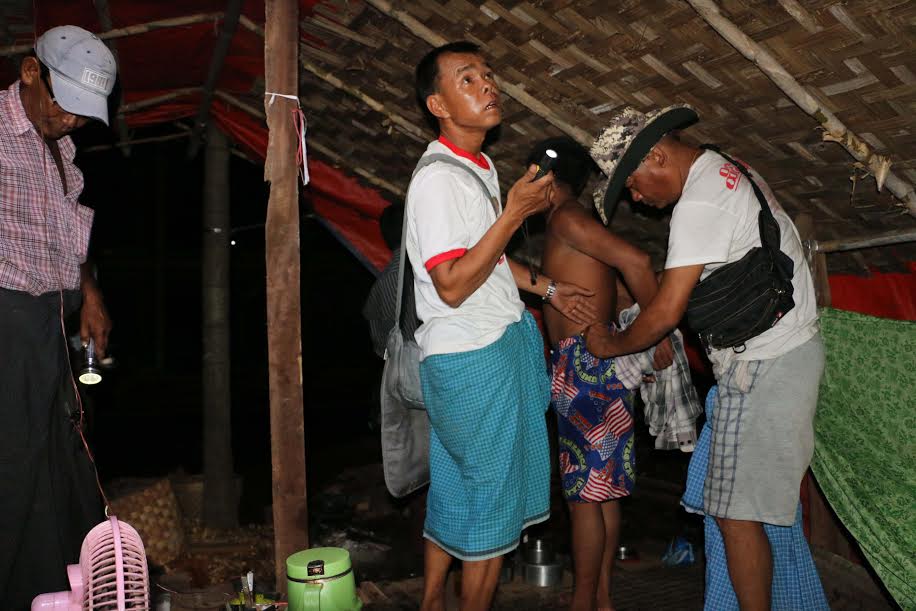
[596,592,615,611]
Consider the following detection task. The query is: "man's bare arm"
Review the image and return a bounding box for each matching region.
[550,205,658,309]
[80,262,112,357]
[429,166,552,307]
[585,264,704,358]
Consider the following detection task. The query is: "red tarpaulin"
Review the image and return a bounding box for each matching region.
[211,101,393,273]
[829,261,916,321]
[4,1,395,276]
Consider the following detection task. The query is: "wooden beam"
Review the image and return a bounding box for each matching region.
[212,89,405,196]
[687,0,916,217]
[263,0,307,591]
[298,58,430,143]
[93,0,132,157]
[238,16,432,144]
[214,89,266,120]
[238,14,265,37]
[187,0,245,159]
[80,131,190,153]
[362,0,594,147]
[118,87,203,115]
[306,15,382,49]
[814,227,916,253]
[0,13,225,57]
[309,140,405,197]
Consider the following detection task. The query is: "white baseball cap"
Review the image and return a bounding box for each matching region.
[35,25,117,125]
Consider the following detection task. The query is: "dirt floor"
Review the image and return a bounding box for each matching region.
[151,414,899,610]
[155,459,898,610]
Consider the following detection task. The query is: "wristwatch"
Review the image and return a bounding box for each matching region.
[543,280,557,303]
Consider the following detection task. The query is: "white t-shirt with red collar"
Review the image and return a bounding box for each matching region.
[405,137,523,359]
[665,149,818,371]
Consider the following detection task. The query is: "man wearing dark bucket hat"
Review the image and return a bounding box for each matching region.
[0,25,116,608]
[584,106,825,611]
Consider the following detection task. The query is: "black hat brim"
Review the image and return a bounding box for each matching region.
[600,107,699,222]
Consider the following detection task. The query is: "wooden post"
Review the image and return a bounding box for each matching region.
[202,123,237,528]
[264,0,307,590]
[795,213,860,562]
[187,0,245,159]
[795,214,831,307]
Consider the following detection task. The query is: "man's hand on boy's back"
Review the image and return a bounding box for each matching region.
[504,165,554,222]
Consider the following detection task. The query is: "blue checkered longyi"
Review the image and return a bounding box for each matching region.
[683,386,829,610]
[419,311,551,561]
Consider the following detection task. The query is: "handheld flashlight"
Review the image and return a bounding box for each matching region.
[532,149,558,181]
[78,338,102,385]
[522,148,559,287]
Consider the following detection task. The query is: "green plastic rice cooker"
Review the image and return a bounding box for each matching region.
[287,547,362,611]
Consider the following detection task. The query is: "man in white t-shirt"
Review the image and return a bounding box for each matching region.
[409,42,598,611]
[583,106,826,611]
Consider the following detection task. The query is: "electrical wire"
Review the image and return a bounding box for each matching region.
[30,6,111,513]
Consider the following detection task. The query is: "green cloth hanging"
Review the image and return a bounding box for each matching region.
[812,307,916,609]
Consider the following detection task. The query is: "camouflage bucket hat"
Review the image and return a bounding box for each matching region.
[589,105,698,225]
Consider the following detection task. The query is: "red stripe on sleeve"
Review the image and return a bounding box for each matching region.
[425,248,467,271]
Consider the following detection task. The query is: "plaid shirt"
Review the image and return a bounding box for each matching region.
[614,304,702,452]
[0,81,93,295]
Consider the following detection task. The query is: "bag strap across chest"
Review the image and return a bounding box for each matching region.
[699,144,791,282]
[394,154,499,327]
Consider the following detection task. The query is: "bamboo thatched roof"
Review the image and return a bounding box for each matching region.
[294,0,916,273]
[3,0,915,273]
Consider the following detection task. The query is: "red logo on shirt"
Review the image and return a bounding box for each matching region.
[719,163,743,190]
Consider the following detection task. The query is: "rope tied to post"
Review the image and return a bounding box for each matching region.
[265,91,309,186]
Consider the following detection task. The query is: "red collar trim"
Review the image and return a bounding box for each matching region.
[438,135,490,170]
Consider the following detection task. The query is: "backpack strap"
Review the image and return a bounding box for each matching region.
[393,154,499,328]
[699,144,791,281]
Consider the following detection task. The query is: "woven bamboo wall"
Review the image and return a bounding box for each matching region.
[291,0,916,273]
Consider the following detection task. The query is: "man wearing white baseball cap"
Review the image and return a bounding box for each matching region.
[36,24,116,125]
[0,25,116,609]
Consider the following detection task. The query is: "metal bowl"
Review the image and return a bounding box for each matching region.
[522,537,555,565]
[522,561,563,587]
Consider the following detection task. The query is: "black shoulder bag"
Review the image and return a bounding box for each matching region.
[686,145,795,352]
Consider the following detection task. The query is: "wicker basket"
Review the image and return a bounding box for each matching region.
[169,473,243,525]
[108,477,185,566]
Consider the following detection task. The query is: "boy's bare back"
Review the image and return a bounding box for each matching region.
[541,201,618,345]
